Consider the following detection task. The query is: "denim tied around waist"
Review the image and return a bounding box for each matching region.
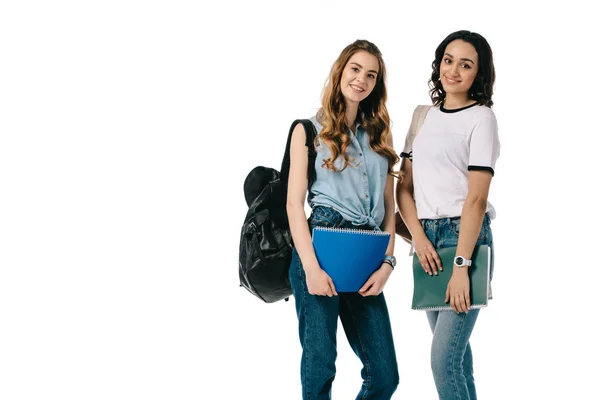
[308,206,378,232]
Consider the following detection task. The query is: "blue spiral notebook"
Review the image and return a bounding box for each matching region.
[312,227,391,292]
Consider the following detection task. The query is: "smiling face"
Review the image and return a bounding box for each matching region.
[340,50,380,107]
[439,39,479,97]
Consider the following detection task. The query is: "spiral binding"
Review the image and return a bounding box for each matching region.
[414,304,486,311]
[313,226,390,236]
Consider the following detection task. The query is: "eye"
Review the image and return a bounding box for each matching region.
[461,63,471,69]
[368,73,376,79]
[352,67,360,72]
[443,58,452,64]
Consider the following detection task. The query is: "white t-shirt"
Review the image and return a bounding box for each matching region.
[401,103,500,220]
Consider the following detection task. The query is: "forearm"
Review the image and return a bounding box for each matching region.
[397,185,427,242]
[382,178,396,257]
[454,197,487,273]
[287,201,319,271]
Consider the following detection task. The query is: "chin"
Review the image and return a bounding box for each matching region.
[442,87,465,95]
[343,92,363,103]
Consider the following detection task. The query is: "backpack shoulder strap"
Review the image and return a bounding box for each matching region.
[280,119,318,188]
[407,105,432,147]
[299,119,317,188]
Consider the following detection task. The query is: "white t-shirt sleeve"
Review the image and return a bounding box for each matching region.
[468,116,500,176]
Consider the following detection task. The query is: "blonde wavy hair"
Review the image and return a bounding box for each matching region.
[316,39,399,176]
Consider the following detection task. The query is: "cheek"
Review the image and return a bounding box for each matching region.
[366,82,378,97]
[463,71,477,86]
[341,71,352,86]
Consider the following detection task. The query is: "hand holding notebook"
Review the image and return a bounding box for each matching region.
[412,245,491,311]
[312,227,391,292]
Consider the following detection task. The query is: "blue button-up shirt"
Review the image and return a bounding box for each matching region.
[308,116,389,229]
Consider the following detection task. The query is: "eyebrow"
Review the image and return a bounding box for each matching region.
[350,62,378,74]
[444,53,475,64]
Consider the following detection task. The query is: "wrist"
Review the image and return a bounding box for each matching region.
[381,262,394,273]
[303,261,321,273]
[452,265,469,276]
[382,255,396,270]
[412,231,429,243]
[453,255,472,268]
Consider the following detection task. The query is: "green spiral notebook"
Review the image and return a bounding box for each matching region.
[412,245,491,311]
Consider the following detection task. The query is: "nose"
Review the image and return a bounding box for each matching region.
[450,63,460,76]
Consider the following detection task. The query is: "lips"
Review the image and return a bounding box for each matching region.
[350,84,365,93]
[444,76,461,84]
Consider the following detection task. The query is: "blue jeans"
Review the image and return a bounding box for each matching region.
[420,214,494,400]
[289,206,399,400]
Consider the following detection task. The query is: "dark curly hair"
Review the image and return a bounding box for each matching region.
[429,30,495,107]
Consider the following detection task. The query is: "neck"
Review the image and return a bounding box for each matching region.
[443,93,475,110]
[345,103,359,132]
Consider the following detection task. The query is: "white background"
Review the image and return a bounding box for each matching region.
[1,1,598,399]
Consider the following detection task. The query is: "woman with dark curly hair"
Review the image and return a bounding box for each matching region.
[396,30,500,400]
[286,39,400,399]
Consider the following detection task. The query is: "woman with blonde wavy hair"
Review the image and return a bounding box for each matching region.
[286,39,400,400]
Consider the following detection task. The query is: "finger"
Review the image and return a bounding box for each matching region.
[465,290,471,310]
[371,282,381,295]
[360,285,375,297]
[416,251,430,274]
[329,280,338,296]
[359,278,374,293]
[433,251,443,272]
[445,286,450,303]
[419,255,432,275]
[363,282,380,297]
[451,296,459,313]
[458,294,467,313]
[426,253,438,275]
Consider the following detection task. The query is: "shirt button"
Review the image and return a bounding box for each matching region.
[365,194,369,198]
[359,153,363,156]
[363,172,367,176]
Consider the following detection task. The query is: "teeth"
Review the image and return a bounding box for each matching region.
[350,85,364,92]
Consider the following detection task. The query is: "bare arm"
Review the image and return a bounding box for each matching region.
[396,157,442,275]
[381,133,397,257]
[286,123,318,270]
[395,158,425,242]
[382,173,396,257]
[455,170,493,260]
[286,123,337,296]
[359,134,396,296]
[446,170,493,313]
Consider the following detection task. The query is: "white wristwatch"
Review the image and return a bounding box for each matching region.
[453,256,472,268]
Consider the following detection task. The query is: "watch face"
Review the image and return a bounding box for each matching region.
[455,257,463,266]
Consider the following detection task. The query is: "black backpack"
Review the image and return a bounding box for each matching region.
[239,119,317,303]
